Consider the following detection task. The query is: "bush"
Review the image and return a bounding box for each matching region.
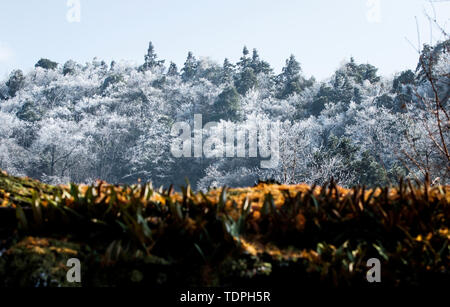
[0,170,448,287]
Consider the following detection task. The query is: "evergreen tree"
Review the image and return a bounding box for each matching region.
[6,70,25,98]
[309,84,332,116]
[345,58,380,84]
[393,70,415,92]
[250,49,272,75]
[209,86,240,121]
[181,51,198,81]
[333,71,356,102]
[63,60,77,76]
[235,68,257,95]
[141,41,165,71]
[390,70,416,112]
[237,46,251,71]
[234,46,258,95]
[167,62,179,76]
[309,58,381,115]
[35,58,58,70]
[243,46,249,56]
[101,74,125,94]
[277,55,303,99]
[221,58,235,84]
[16,101,42,122]
[358,64,380,84]
[195,58,222,84]
[352,151,388,186]
[375,94,395,110]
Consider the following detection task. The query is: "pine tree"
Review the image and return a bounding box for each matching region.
[141,41,165,71]
[250,49,272,75]
[167,62,179,76]
[345,58,380,84]
[237,46,251,71]
[243,46,249,57]
[35,58,58,70]
[181,52,198,81]
[6,70,25,98]
[210,86,240,121]
[252,48,260,66]
[309,84,332,116]
[221,58,235,84]
[393,70,415,92]
[235,68,257,95]
[63,60,77,76]
[234,47,258,95]
[277,55,303,99]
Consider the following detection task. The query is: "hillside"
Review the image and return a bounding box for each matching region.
[1,40,448,191]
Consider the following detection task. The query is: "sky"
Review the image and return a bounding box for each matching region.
[0,0,449,81]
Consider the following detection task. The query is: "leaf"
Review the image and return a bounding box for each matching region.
[310,194,319,212]
[15,205,28,230]
[136,207,152,239]
[169,200,183,221]
[373,243,389,261]
[242,197,251,216]
[194,243,207,263]
[69,183,79,203]
[218,186,228,212]
[31,191,43,226]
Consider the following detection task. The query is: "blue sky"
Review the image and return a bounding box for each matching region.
[0,0,449,81]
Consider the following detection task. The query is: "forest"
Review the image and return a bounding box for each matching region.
[0,39,449,190]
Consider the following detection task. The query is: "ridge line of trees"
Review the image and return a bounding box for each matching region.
[0,39,448,189]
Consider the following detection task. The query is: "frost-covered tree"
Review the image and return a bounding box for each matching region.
[167,62,179,76]
[5,70,25,98]
[141,41,165,72]
[221,58,235,85]
[35,58,58,70]
[276,55,312,99]
[181,51,198,82]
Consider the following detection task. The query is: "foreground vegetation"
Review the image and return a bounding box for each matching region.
[0,170,448,287]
